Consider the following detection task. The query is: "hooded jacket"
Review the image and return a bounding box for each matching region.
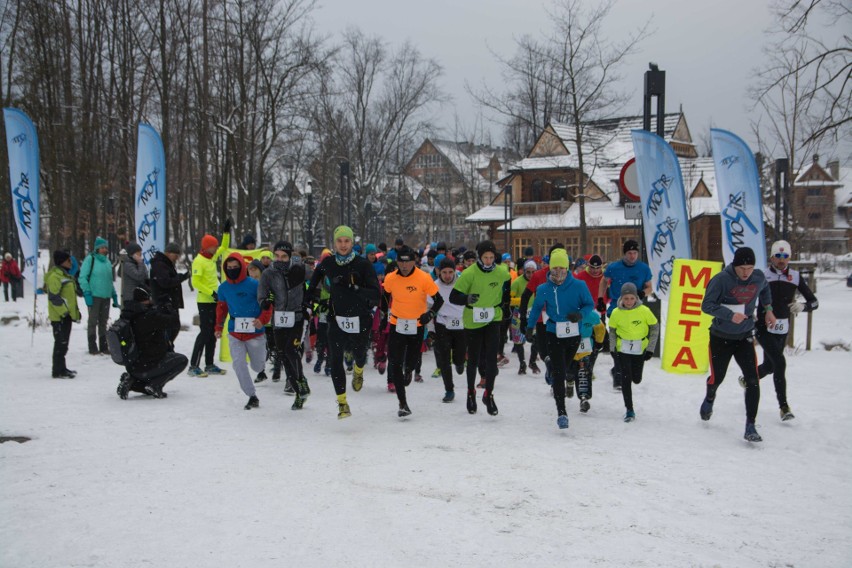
[215,252,271,339]
[79,251,116,299]
[45,265,80,322]
[192,232,230,304]
[257,256,306,321]
[526,273,594,334]
[607,296,660,354]
[306,253,380,320]
[702,264,772,340]
[149,251,187,309]
[121,301,180,371]
[120,257,149,303]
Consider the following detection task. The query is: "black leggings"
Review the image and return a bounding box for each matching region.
[129,352,189,393]
[388,326,422,405]
[706,333,760,422]
[327,316,370,395]
[756,327,789,408]
[274,322,306,395]
[434,323,466,393]
[51,316,73,374]
[545,333,581,414]
[191,303,217,367]
[615,352,645,411]
[465,322,500,392]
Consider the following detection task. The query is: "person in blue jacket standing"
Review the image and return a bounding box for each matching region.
[526,249,594,430]
[79,236,119,355]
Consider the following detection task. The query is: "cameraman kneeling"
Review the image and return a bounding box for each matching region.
[117,286,188,399]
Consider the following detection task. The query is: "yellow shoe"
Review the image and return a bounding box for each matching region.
[352,365,364,392]
[337,394,351,419]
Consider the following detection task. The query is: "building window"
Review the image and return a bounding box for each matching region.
[592,236,611,262]
[807,212,821,221]
[807,188,822,197]
[564,237,580,261]
[514,238,532,261]
[531,179,543,202]
[417,153,442,169]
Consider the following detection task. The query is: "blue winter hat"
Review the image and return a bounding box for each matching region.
[435,253,446,267]
[366,244,377,254]
[94,236,108,251]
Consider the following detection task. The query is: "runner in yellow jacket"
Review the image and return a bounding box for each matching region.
[189,222,231,376]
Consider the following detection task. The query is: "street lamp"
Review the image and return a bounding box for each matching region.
[305,180,315,257]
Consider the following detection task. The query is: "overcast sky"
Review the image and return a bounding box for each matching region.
[311,0,848,165]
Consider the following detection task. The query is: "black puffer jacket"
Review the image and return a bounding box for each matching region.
[150,251,187,309]
[121,301,181,371]
[257,258,307,320]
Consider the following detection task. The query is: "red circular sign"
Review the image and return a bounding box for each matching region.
[619,158,640,202]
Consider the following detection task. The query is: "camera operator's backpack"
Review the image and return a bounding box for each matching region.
[107,318,138,366]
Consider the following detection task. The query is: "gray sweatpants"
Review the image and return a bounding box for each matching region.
[229,335,266,397]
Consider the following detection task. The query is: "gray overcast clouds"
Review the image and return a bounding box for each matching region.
[312,0,847,165]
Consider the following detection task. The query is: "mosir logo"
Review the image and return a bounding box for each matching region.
[12,172,35,239]
[651,217,679,259]
[657,255,676,296]
[645,174,672,216]
[137,208,162,248]
[720,155,740,169]
[722,191,759,252]
[137,168,160,206]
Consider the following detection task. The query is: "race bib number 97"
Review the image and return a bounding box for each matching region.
[274,311,295,328]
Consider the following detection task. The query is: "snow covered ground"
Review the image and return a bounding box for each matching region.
[1,275,851,568]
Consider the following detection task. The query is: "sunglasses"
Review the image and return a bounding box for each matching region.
[773,253,790,259]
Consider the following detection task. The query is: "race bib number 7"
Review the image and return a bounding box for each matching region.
[620,339,643,355]
[336,315,360,334]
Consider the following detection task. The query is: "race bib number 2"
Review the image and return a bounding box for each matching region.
[336,316,360,334]
[396,318,418,335]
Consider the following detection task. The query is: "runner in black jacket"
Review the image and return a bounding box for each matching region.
[750,240,818,421]
[305,226,380,419]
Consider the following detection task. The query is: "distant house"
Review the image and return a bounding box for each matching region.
[467,112,725,263]
[788,156,849,254]
[403,139,519,244]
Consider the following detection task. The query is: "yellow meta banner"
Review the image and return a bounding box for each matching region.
[662,259,723,374]
[219,246,270,363]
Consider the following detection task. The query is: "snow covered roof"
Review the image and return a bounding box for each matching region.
[835,167,852,229]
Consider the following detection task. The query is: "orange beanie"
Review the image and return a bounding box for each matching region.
[201,234,219,250]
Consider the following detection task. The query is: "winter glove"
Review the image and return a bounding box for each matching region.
[637,289,646,300]
[223,216,233,234]
[212,291,218,302]
[567,312,582,323]
[260,298,273,311]
[179,272,190,282]
[643,351,653,361]
[466,293,480,306]
[788,301,804,315]
[596,297,606,312]
[519,316,528,332]
[112,291,120,308]
[593,340,605,353]
[526,328,535,343]
[83,291,93,307]
[419,311,433,325]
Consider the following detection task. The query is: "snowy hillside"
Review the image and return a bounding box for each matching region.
[1,275,851,568]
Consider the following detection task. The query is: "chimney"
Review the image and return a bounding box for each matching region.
[813,153,820,164]
[828,159,840,180]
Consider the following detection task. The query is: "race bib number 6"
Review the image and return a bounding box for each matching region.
[336,315,360,334]
[555,320,579,338]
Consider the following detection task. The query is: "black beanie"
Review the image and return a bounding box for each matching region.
[523,246,535,257]
[438,257,456,271]
[476,240,497,258]
[732,247,756,267]
[133,286,152,303]
[397,245,415,262]
[125,242,142,256]
[623,239,640,254]
[53,250,70,266]
[273,240,293,254]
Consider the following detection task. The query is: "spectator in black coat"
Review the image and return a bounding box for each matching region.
[116,286,188,399]
[150,242,189,341]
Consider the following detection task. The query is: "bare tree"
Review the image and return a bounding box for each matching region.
[473,0,649,251]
